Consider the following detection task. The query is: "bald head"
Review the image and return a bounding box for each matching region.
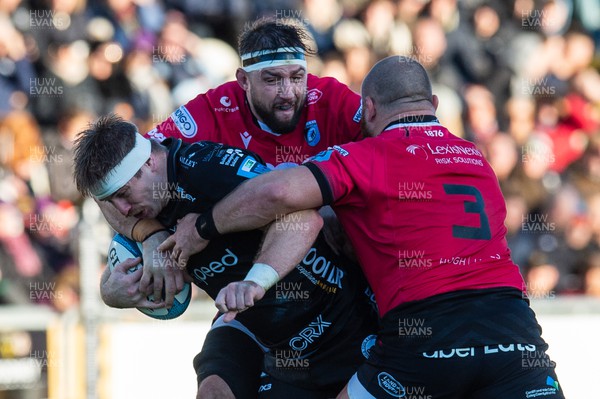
[362,56,433,112]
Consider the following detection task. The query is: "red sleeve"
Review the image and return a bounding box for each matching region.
[144,93,217,143]
[305,141,375,207]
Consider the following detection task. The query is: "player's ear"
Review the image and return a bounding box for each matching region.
[236,68,250,90]
[146,153,157,172]
[432,94,439,111]
[364,96,376,122]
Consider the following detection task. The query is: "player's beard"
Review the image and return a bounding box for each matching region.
[252,97,305,134]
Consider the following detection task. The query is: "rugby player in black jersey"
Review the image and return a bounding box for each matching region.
[73,115,377,398]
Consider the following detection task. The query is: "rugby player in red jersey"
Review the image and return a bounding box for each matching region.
[171,56,564,399]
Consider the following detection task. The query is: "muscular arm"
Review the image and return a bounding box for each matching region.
[213,166,324,233]
[159,165,324,266]
[209,167,327,320]
[215,208,323,321]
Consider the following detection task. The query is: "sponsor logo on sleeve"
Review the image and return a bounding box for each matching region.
[241,157,256,172]
[304,120,320,146]
[237,156,269,178]
[361,335,377,359]
[306,88,323,105]
[332,145,349,156]
[146,128,166,142]
[219,148,245,167]
[307,145,348,163]
[170,106,198,138]
[352,102,362,123]
[308,149,333,163]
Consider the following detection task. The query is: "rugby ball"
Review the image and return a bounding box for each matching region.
[107,233,192,320]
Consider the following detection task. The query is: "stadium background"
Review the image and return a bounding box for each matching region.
[0,0,598,397]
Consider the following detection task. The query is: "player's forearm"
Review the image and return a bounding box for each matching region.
[214,209,323,321]
[212,166,323,235]
[253,210,323,284]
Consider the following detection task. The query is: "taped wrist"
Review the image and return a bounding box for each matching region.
[244,263,279,291]
[195,209,221,240]
[131,219,167,242]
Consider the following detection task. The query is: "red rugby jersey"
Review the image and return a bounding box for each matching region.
[305,119,525,317]
[145,74,362,167]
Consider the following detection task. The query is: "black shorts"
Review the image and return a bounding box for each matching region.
[348,288,565,399]
[262,304,376,391]
[194,314,375,398]
[193,319,264,399]
[349,341,564,398]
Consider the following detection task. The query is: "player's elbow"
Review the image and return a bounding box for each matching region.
[263,180,300,214]
[306,209,324,237]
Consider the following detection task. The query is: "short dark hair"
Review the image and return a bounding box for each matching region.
[238,17,316,56]
[73,114,138,197]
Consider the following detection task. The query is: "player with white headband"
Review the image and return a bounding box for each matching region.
[74,115,377,399]
[91,133,151,201]
[240,46,307,72]
[93,18,369,399]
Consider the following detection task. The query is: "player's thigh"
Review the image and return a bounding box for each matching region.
[194,324,264,399]
[197,375,234,399]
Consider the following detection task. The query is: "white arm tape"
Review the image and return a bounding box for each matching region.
[244,263,280,291]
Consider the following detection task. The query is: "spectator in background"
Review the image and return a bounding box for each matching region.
[123,48,173,125]
[362,0,397,57]
[89,0,164,53]
[153,10,239,105]
[303,0,343,55]
[30,0,92,57]
[505,96,537,146]
[43,109,93,204]
[463,84,500,145]
[332,18,374,92]
[0,14,35,114]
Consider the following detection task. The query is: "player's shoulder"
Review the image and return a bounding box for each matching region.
[187,80,244,109]
[307,74,356,101]
[307,74,351,90]
[308,139,372,164]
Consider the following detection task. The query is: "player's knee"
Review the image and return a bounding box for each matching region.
[335,384,350,399]
[197,375,235,399]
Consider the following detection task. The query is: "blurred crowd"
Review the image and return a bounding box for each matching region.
[0,0,599,311]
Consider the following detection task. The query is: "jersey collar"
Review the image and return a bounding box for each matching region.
[383,115,440,132]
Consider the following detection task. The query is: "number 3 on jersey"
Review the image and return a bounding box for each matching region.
[443,184,491,240]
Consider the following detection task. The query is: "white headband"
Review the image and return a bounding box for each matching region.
[92,133,151,200]
[241,47,306,72]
